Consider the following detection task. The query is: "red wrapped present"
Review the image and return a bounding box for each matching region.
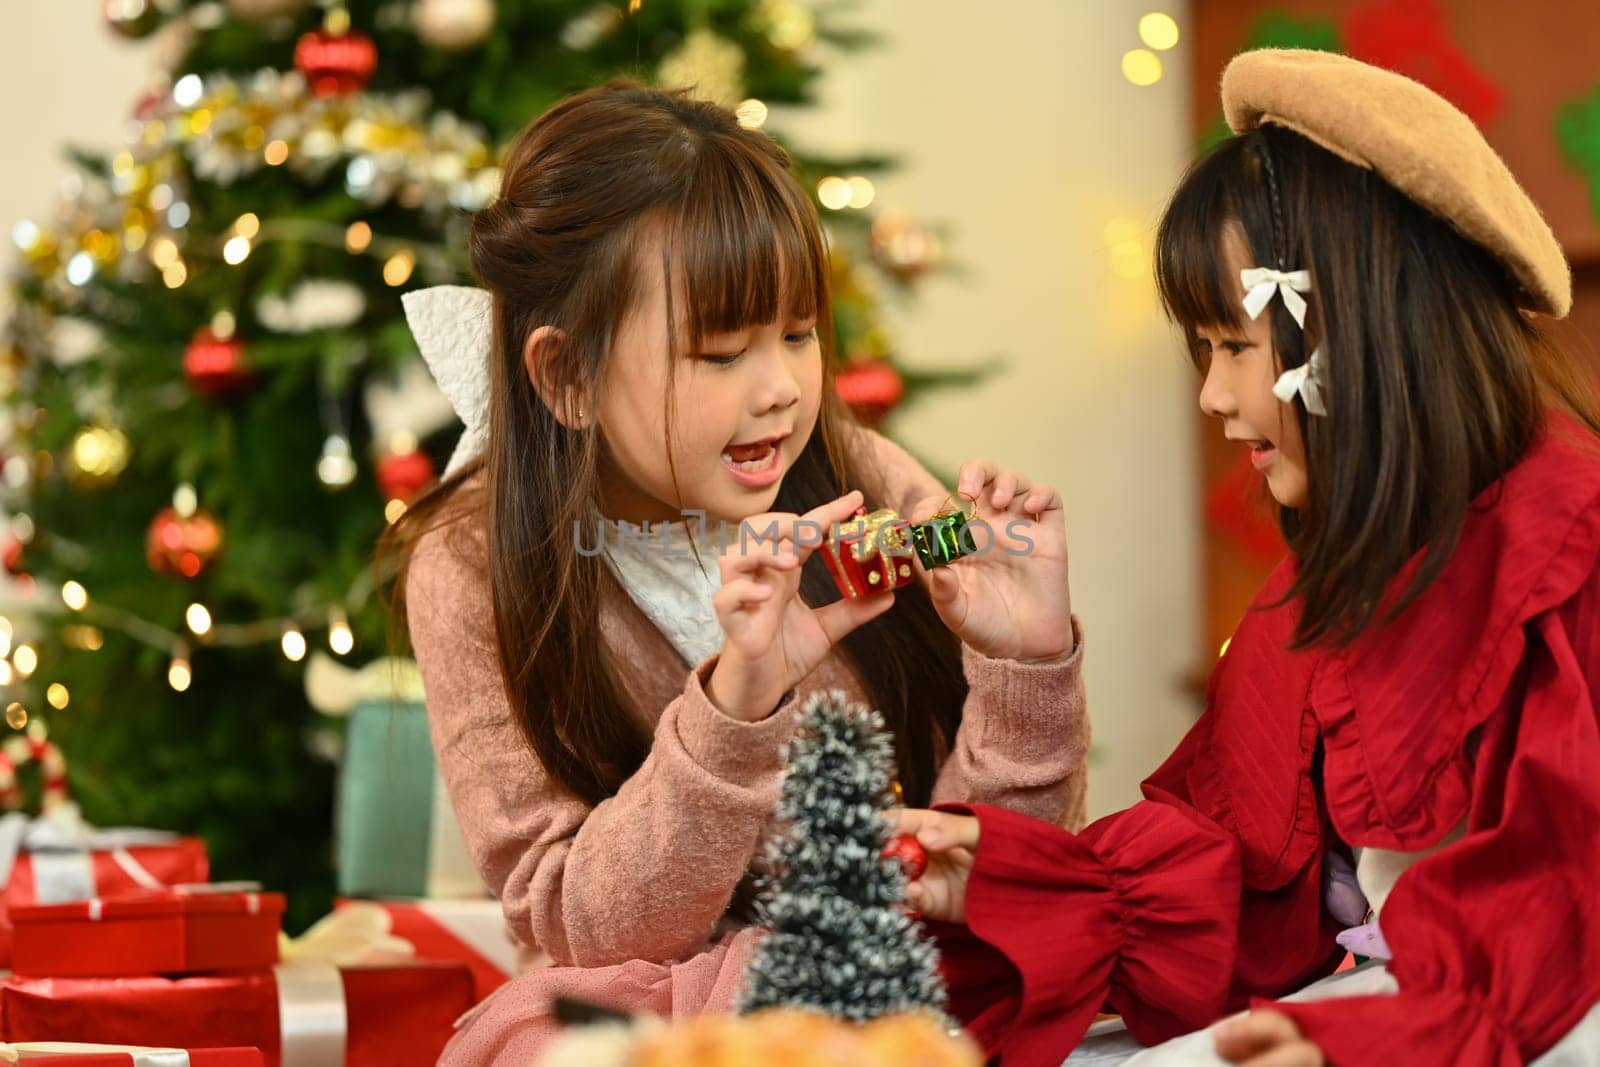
[2,962,474,1067]
[336,899,517,1002]
[0,1042,262,1065]
[11,885,284,977]
[821,506,916,599]
[0,806,209,969]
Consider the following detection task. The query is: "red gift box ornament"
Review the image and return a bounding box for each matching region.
[822,506,916,600]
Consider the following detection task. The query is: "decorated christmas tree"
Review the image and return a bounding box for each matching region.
[1,0,972,928]
[737,689,947,1022]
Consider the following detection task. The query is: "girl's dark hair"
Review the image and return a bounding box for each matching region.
[1156,124,1600,648]
[381,81,965,807]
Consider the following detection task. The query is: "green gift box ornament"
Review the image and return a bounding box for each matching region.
[911,491,980,570]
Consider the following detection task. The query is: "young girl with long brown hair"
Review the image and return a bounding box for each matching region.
[896,50,1600,1066]
[385,81,1089,1061]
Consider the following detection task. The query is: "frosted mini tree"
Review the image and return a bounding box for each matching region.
[737,689,947,1022]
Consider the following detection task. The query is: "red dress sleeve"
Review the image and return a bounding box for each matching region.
[1277,606,1600,1063]
[930,563,1342,1065]
[933,796,1339,1065]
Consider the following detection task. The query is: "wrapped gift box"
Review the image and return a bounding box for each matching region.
[821,507,916,600]
[1,962,474,1067]
[11,887,284,977]
[335,699,485,901]
[0,809,209,969]
[0,1042,262,1065]
[338,898,517,1002]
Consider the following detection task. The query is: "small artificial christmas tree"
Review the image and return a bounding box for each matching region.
[737,688,947,1023]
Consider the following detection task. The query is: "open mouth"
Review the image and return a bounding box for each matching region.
[1229,433,1277,468]
[721,434,787,474]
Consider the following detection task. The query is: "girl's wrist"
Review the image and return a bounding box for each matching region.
[706,653,786,722]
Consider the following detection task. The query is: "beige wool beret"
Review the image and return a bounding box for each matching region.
[1221,48,1571,318]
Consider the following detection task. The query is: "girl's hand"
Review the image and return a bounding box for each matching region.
[890,808,981,924]
[707,489,895,722]
[908,460,1072,662]
[1214,1011,1325,1066]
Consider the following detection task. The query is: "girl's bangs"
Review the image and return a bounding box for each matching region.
[668,144,827,345]
[1154,140,1257,353]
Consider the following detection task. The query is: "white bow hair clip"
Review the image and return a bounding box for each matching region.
[1240,266,1312,329]
[400,285,495,478]
[1272,347,1327,417]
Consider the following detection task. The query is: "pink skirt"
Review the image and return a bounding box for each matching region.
[438,927,762,1065]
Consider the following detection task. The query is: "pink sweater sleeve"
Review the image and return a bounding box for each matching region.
[408,526,804,968]
[853,428,1091,830]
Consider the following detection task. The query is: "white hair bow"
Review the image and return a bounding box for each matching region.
[1272,347,1327,416]
[1240,267,1312,328]
[400,285,495,478]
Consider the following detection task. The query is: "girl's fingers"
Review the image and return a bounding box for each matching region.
[792,490,868,561]
[891,809,981,852]
[1215,1011,1305,1062]
[734,490,862,563]
[957,460,999,500]
[1022,484,1062,517]
[1241,1043,1324,1067]
[800,489,866,530]
[811,588,896,645]
[714,578,774,612]
[928,567,968,627]
[991,470,1029,511]
[719,541,799,580]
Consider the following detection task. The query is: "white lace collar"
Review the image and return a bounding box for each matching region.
[598,516,724,669]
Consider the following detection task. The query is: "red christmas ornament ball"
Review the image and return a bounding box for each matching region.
[834,359,905,428]
[184,328,254,400]
[376,448,436,503]
[145,507,224,579]
[881,832,928,881]
[294,29,378,97]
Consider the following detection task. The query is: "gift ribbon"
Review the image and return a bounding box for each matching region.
[835,507,911,563]
[0,804,179,903]
[0,1042,193,1065]
[280,901,416,968]
[274,962,348,1067]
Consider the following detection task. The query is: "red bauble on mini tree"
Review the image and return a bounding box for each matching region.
[881,833,928,881]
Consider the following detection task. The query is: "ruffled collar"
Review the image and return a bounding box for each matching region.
[1312,413,1600,848]
[596,515,725,670]
[1185,413,1600,881]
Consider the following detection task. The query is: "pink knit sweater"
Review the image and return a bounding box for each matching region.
[406,428,1090,973]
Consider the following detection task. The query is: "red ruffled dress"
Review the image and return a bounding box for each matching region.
[934,415,1600,1065]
